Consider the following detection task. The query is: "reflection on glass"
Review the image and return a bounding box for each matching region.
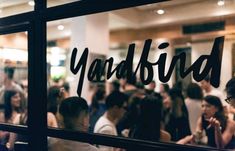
[0,1,34,18]
[0,131,28,150]
[0,32,28,148]
[48,137,100,151]
[47,0,79,8]
[45,1,235,150]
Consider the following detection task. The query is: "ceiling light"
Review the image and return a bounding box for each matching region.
[186,42,191,46]
[57,25,64,30]
[0,9,2,14]
[28,1,35,6]
[156,9,165,15]
[217,0,225,6]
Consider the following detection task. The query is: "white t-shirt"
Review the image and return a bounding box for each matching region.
[185,98,202,134]
[94,113,117,151]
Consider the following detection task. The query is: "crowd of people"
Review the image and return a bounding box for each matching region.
[1,66,235,151]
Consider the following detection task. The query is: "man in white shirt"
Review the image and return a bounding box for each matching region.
[94,91,128,151]
[200,75,228,107]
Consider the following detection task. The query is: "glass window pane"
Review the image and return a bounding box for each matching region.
[0,32,28,127]
[0,131,28,150]
[46,0,235,150]
[0,1,34,18]
[47,0,79,8]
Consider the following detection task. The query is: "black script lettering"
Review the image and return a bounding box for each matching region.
[183,36,224,87]
[104,43,135,81]
[157,36,224,88]
[87,59,103,82]
[70,37,224,96]
[70,48,88,97]
[134,40,170,84]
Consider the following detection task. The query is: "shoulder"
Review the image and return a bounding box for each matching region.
[160,130,171,142]
[0,111,5,122]
[47,112,58,128]
[94,116,116,135]
[47,112,56,118]
[226,119,235,130]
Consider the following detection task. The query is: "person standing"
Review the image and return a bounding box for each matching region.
[94,91,128,151]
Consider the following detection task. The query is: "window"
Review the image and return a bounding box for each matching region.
[0,0,234,151]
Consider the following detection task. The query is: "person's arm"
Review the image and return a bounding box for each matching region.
[7,114,21,150]
[47,112,58,128]
[160,130,171,142]
[210,118,235,149]
[177,117,202,145]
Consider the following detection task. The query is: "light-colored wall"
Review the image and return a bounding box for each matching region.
[191,38,234,91]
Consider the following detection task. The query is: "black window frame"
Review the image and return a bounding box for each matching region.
[0,0,228,150]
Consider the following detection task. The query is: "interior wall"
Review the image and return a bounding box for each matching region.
[191,38,234,92]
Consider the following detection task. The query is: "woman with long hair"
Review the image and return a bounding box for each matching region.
[164,88,191,141]
[178,95,235,149]
[129,95,170,142]
[3,90,23,123]
[0,90,23,146]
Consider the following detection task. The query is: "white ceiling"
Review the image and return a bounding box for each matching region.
[1,0,235,40]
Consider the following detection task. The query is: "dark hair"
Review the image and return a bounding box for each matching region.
[127,75,136,86]
[203,95,227,130]
[4,67,15,80]
[47,86,61,115]
[161,84,170,92]
[130,95,162,141]
[4,90,21,121]
[105,91,127,109]
[59,97,88,129]
[168,88,188,118]
[62,82,70,92]
[111,80,120,91]
[225,77,235,98]
[186,83,203,100]
[91,87,105,111]
[121,71,136,86]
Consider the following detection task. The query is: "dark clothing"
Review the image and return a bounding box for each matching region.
[165,114,191,141]
[124,89,137,99]
[116,89,137,136]
[202,116,235,149]
[0,145,7,151]
[116,108,139,136]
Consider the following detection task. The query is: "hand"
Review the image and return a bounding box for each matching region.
[208,117,221,130]
[177,135,194,144]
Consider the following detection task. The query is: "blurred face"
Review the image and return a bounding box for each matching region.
[163,94,171,109]
[200,80,209,91]
[225,94,235,108]
[119,78,126,88]
[115,102,127,121]
[75,112,89,132]
[201,100,218,120]
[148,82,156,90]
[11,92,21,108]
